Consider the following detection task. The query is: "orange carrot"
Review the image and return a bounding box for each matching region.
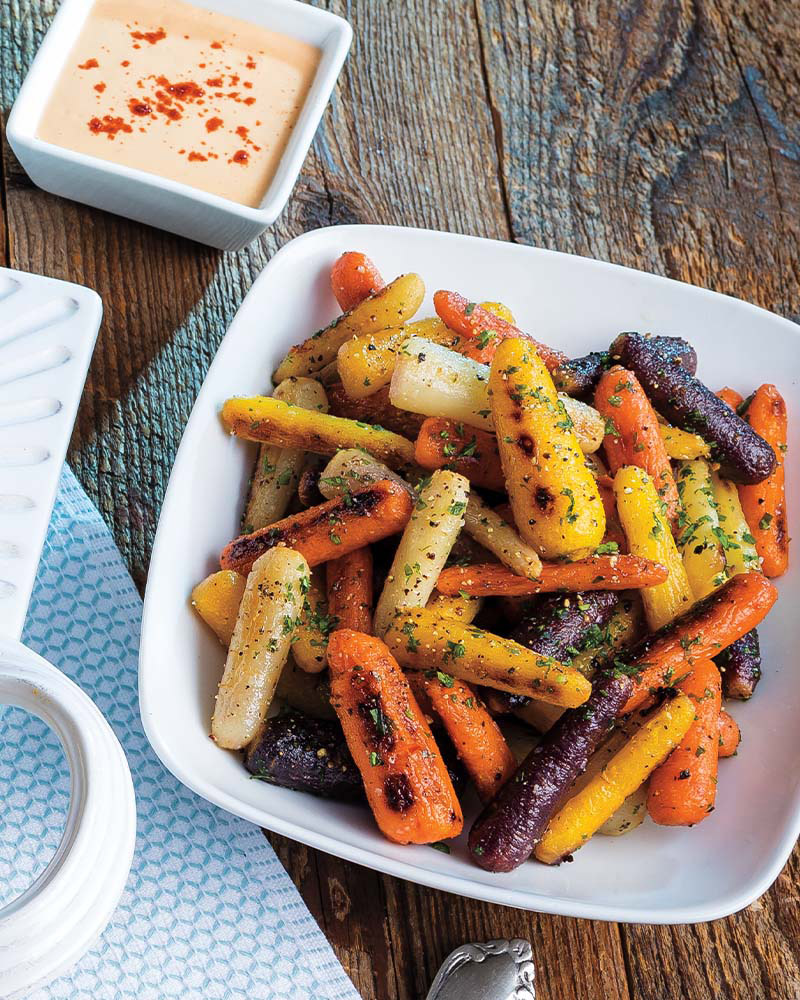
[595,366,680,527]
[414,418,504,491]
[620,572,777,714]
[328,629,463,844]
[597,482,627,552]
[330,251,385,312]
[432,289,567,369]
[647,659,722,825]
[738,384,788,577]
[220,480,412,574]
[407,672,516,802]
[326,547,374,633]
[717,387,744,409]
[718,709,741,758]
[436,555,668,597]
[326,383,426,440]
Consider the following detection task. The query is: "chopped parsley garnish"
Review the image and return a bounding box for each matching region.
[443,640,465,662]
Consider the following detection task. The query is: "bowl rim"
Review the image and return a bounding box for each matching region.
[6,0,353,224]
[140,223,800,923]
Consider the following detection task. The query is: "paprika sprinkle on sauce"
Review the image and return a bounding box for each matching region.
[37,0,321,207]
[130,27,166,44]
[88,115,133,139]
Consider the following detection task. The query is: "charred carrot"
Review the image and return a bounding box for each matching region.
[407,672,516,802]
[330,251,385,312]
[436,555,668,597]
[718,709,741,758]
[221,395,416,470]
[647,659,722,826]
[716,628,761,700]
[326,383,426,441]
[595,366,680,526]
[738,384,788,577]
[328,629,463,844]
[433,290,567,369]
[414,418,505,491]
[717,387,744,410]
[619,572,777,714]
[221,480,412,574]
[326,547,374,633]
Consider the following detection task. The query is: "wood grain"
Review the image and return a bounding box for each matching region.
[2,0,799,998]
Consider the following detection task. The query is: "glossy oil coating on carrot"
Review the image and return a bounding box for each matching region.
[432,289,567,369]
[718,709,741,757]
[594,366,680,527]
[220,480,412,574]
[619,572,778,714]
[436,555,668,597]
[326,547,374,633]
[738,384,788,577]
[647,659,722,826]
[414,417,504,491]
[407,672,516,803]
[328,629,463,844]
[330,251,385,312]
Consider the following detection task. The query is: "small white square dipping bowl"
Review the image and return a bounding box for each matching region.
[6,0,351,251]
[140,225,800,923]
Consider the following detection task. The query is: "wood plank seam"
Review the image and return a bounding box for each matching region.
[0,115,9,265]
[472,0,514,235]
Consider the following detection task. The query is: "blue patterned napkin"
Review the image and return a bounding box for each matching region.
[1,467,360,1000]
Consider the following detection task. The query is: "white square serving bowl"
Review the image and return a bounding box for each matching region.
[6,0,351,251]
[140,224,800,923]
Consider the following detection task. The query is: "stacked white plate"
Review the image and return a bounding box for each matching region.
[0,269,136,998]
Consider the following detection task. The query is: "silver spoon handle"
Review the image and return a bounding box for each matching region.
[425,938,536,1000]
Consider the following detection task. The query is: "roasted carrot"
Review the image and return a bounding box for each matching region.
[647,659,722,826]
[738,384,788,577]
[716,628,761,700]
[717,387,744,410]
[432,289,567,369]
[619,572,778,714]
[597,482,627,552]
[385,609,591,707]
[534,693,695,864]
[221,395,416,470]
[326,383,426,440]
[407,672,516,802]
[718,709,741,758]
[595,366,680,527]
[326,547,374,633]
[414,418,505,491]
[436,555,668,597]
[330,251,385,312]
[327,629,463,844]
[220,480,413,574]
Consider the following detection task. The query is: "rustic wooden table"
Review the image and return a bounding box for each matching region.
[2,1,799,997]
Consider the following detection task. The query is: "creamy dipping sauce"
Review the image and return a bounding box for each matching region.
[37,0,321,207]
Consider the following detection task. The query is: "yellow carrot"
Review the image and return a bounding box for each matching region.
[383,608,592,708]
[534,693,695,864]
[614,465,693,629]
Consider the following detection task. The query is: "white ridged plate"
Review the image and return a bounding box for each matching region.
[0,268,136,998]
[0,268,101,640]
[141,224,800,924]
